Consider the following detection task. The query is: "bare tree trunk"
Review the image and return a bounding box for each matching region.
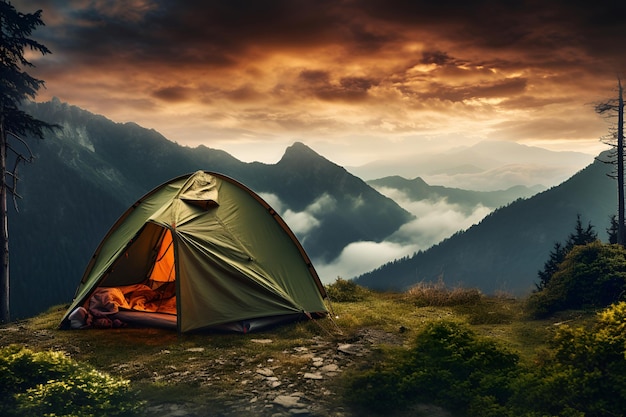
[0,111,8,323]
[618,80,625,246]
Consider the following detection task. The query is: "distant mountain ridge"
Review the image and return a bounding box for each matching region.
[349,140,595,191]
[368,176,545,211]
[11,99,411,318]
[355,154,616,295]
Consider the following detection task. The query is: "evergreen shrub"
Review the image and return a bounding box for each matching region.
[325,277,370,302]
[509,302,626,416]
[0,345,142,417]
[527,241,626,317]
[344,305,626,416]
[343,320,520,415]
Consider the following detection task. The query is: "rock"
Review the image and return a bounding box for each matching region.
[273,395,304,408]
[311,356,324,367]
[320,364,339,373]
[185,347,204,353]
[251,338,273,344]
[337,344,357,355]
[257,367,275,377]
[289,408,311,415]
[303,372,323,380]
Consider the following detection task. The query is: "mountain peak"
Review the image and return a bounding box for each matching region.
[282,141,321,159]
[278,142,338,170]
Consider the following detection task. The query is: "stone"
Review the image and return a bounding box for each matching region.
[337,344,359,355]
[303,372,323,380]
[289,408,311,415]
[320,364,339,373]
[257,367,275,377]
[185,347,205,353]
[273,395,304,408]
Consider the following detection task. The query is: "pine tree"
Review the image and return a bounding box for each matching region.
[607,214,619,244]
[536,214,598,291]
[0,1,56,323]
[565,214,598,250]
[536,241,566,291]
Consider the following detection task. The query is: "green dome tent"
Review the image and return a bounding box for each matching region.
[60,171,328,333]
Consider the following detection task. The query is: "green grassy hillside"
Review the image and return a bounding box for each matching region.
[0,284,596,417]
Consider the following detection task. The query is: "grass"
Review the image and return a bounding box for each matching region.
[405,278,483,307]
[0,287,597,416]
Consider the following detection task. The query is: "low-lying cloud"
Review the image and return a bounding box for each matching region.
[382,187,492,246]
[314,187,492,283]
[259,192,336,240]
[261,188,493,284]
[314,240,420,283]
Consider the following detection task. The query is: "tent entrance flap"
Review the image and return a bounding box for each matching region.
[148,227,175,283]
[99,223,175,288]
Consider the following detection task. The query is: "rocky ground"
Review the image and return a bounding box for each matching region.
[144,328,411,417]
[3,322,443,417]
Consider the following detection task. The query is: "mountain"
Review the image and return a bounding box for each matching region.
[349,140,595,191]
[9,99,411,319]
[355,154,616,295]
[367,176,545,212]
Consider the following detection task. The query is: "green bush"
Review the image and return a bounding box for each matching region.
[343,320,520,415]
[527,241,626,317]
[325,277,370,302]
[0,345,142,417]
[344,307,626,416]
[510,302,626,416]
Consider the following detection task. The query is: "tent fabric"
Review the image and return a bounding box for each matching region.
[60,171,327,333]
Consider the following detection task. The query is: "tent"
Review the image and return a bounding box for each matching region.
[60,170,328,333]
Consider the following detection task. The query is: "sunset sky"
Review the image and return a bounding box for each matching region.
[18,0,626,166]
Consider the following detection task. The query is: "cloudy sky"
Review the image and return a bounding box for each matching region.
[18,0,626,167]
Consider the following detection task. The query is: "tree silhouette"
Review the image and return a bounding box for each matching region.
[565,214,598,250]
[536,214,597,291]
[0,1,56,323]
[596,78,625,245]
[608,214,619,244]
[536,241,566,291]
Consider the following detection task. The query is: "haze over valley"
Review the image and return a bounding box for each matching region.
[349,140,594,190]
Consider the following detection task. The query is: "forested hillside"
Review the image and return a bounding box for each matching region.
[356,154,616,295]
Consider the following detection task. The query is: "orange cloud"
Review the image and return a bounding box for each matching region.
[20,0,626,164]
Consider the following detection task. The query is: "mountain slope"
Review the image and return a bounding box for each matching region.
[9,99,411,318]
[259,143,413,259]
[355,154,616,295]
